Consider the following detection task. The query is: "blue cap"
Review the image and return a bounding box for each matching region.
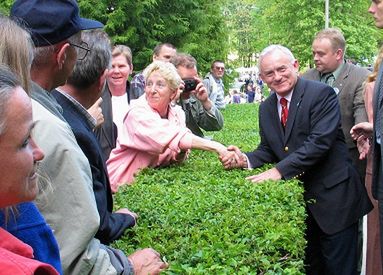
[11,0,104,47]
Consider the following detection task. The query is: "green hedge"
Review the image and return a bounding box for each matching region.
[113,104,306,274]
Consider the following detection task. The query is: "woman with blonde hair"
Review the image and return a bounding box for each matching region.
[0,65,58,274]
[107,61,233,192]
[0,15,33,93]
[0,15,62,274]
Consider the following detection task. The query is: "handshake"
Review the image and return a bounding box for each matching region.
[218,145,248,170]
[215,144,283,183]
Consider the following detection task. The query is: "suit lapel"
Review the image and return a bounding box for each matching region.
[284,78,305,143]
[267,94,285,136]
[333,63,349,95]
[102,85,117,149]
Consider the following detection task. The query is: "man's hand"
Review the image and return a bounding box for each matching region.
[116,208,138,221]
[350,122,373,140]
[87,97,104,129]
[128,248,168,275]
[193,80,209,103]
[190,77,214,111]
[246,167,282,183]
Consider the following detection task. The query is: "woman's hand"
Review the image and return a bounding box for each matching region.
[350,122,373,140]
[356,134,371,160]
[350,122,373,160]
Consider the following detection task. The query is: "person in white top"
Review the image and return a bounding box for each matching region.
[107,45,133,134]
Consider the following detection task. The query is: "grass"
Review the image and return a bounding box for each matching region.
[113,103,306,274]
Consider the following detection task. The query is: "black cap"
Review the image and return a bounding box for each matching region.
[11,0,104,47]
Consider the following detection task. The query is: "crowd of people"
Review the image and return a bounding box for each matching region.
[1,0,383,274]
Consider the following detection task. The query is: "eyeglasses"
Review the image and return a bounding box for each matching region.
[215,66,225,71]
[69,41,90,61]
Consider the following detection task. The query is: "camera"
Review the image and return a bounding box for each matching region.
[183,78,197,93]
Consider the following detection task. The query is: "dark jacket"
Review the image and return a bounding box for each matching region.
[53,90,135,245]
[246,77,372,235]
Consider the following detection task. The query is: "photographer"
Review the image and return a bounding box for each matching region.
[170,53,224,138]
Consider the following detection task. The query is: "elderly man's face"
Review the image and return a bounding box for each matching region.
[369,0,383,28]
[259,50,299,97]
[211,62,225,79]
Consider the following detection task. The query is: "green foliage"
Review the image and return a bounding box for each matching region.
[0,0,12,15]
[78,0,230,75]
[227,0,381,68]
[2,0,379,80]
[113,104,306,274]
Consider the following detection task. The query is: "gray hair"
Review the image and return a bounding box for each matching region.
[143,60,181,91]
[32,32,82,70]
[258,45,295,69]
[67,30,111,89]
[0,65,21,135]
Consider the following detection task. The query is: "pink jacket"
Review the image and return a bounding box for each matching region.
[0,228,58,275]
[107,96,193,192]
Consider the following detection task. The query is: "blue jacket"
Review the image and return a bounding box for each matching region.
[0,202,62,274]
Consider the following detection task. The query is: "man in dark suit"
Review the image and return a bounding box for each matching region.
[222,45,372,274]
[52,29,138,243]
[52,29,168,273]
[94,86,118,161]
[302,28,369,179]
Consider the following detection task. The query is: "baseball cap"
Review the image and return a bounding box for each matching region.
[11,0,104,47]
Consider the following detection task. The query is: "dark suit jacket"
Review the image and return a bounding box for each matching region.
[52,90,135,245]
[372,64,383,199]
[94,83,131,161]
[246,78,372,235]
[94,85,118,162]
[302,63,369,177]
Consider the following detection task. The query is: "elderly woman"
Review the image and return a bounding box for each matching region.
[107,61,230,192]
[0,66,58,274]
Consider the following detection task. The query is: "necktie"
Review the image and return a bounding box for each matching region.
[325,73,335,87]
[321,73,335,87]
[280,97,288,127]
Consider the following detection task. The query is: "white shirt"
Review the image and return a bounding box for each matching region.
[111,94,130,136]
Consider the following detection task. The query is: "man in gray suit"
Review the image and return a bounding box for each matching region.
[302,28,369,179]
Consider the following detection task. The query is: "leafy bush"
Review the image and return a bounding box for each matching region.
[113,104,306,274]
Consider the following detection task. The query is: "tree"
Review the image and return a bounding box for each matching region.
[79,0,230,75]
[252,0,380,67]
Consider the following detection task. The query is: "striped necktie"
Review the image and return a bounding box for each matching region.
[280,97,288,127]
